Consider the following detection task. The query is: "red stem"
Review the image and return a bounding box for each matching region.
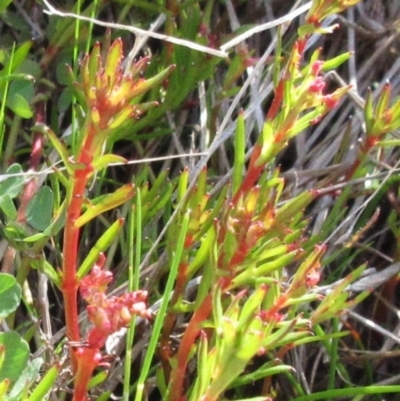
[62,168,89,371]
[266,79,284,120]
[228,240,249,269]
[62,125,95,372]
[72,347,101,401]
[232,144,264,205]
[345,141,375,181]
[159,262,189,381]
[167,293,212,401]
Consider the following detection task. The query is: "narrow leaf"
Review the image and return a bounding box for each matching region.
[91,154,127,172]
[88,42,101,88]
[75,184,135,227]
[364,89,374,134]
[26,363,60,401]
[129,64,175,99]
[34,124,72,174]
[105,39,123,83]
[77,219,125,279]
[233,110,245,196]
[375,83,391,120]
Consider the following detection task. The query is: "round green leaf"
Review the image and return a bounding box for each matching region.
[0,332,29,383]
[6,92,33,118]
[26,186,54,231]
[0,273,21,319]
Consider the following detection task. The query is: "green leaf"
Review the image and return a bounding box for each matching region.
[88,370,108,390]
[177,168,189,203]
[91,154,127,172]
[97,392,113,401]
[7,358,43,401]
[229,362,293,388]
[104,39,123,82]
[77,219,125,279]
[237,285,266,332]
[6,93,33,119]
[0,377,10,399]
[275,190,315,225]
[0,41,32,84]
[291,386,400,401]
[188,227,216,277]
[364,89,374,134]
[0,273,21,319]
[0,194,17,220]
[57,87,73,113]
[0,332,29,383]
[322,52,351,71]
[26,186,54,231]
[75,184,135,228]
[34,124,72,174]
[87,43,101,88]
[0,73,34,85]
[108,105,138,130]
[30,258,61,288]
[144,170,170,203]
[24,202,66,242]
[130,64,175,100]
[0,220,30,243]
[26,362,60,401]
[375,83,391,120]
[0,0,12,13]
[9,41,32,70]
[0,164,24,198]
[9,79,34,103]
[233,111,245,196]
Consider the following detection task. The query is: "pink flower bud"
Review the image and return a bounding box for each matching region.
[311,60,324,75]
[309,77,325,93]
[306,268,320,287]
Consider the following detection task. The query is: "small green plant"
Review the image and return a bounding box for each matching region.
[1,0,400,400]
[37,38,174,400]
[0,273,59,401]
